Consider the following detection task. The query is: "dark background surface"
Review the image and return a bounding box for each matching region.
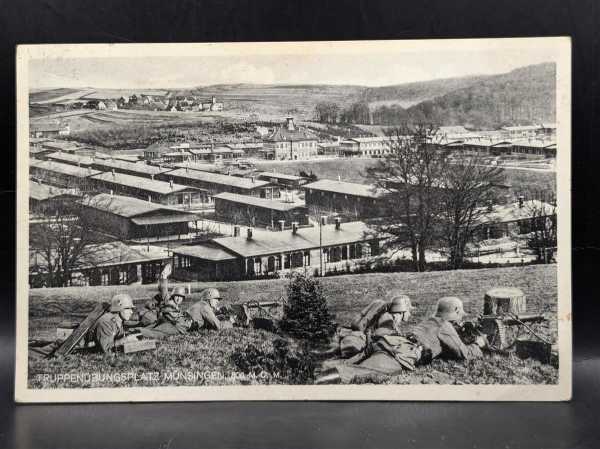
[1,0,599,447]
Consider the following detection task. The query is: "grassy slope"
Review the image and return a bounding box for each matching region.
[29,88,85,103]
[28,265,558,387]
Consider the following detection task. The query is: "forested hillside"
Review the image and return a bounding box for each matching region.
[404,62,556,128]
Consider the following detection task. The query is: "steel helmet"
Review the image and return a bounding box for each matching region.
[389,295,412,313]
[110,293,134,312]
[200,288,222,302]
[171,286,187,298]
[435,296,465,322]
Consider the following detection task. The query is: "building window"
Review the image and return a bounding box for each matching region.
[361,243,371,258]
[291,252,303,268]
[267,256,276,272]
[303,251,310,266]
[119,268,128,285]
[284,254,291,269]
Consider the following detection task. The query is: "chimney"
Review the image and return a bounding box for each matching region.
[169,179,173,189]
[111,168,115,178]
[518,195,524,208]
[286,117,295,131]
[292,222,298,235]
[233,225,240,237]
[335,217,341,230]
[247,227,253,240]
[251,176,255,184]
[278,220,285,231]
[151,174,154,180]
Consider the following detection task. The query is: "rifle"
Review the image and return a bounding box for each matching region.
[457,312,548,352]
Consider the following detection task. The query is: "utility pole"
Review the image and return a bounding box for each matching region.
[319,215,326,276]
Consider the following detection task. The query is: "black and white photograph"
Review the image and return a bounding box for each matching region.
[15,38,571,402]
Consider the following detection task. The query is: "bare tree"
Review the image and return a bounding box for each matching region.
[229,207,257,228]
[314,102,340,124]
[366,124,447,271]
[526,201,557,263]
[438,155,506,269]
[29,195,117,287]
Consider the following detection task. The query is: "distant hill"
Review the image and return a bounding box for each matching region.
[29,88,86,103]
[404,63,556,128]
[29,62,556,128]
[360,75,489,108]
[183,84,367,119]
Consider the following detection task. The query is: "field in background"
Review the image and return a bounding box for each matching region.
[28,265,558,387]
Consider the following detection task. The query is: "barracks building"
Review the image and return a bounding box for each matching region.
[171,220,383,282]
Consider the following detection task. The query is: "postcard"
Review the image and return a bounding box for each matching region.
[16,37,571,402]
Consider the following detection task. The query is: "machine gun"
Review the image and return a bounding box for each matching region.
[457,287,553,360]
[458,312,548,351]
[216,298,284,331]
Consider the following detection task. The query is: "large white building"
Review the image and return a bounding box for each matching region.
[262,118,318,160]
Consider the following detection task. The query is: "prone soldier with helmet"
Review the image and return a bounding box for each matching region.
[85,293,135,354]
[316,295,487,384]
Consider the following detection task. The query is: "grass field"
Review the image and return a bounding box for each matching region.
[28,265,558,388]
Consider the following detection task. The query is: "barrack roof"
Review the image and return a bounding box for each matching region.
[46,152,95,167]
[171,243,238,261]
[29,181,78,201]
[303,179,385,198]
[83,193,197,220]
[214,192,306,211]
[257,171,306,182]
[92,159,174,176]
[475,200,555,225]
[29,160,101,178]
[167,168,271,190]
[213,221,378,258]
[91,171,199,195]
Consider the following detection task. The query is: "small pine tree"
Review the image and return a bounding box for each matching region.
[280,273,336,344]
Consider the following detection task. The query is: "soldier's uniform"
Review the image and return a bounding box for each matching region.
[321,296,412,360]
[86,312,126,354]
[139,278,170,326]
[410,316,483,362]
[187,300,222,330]
[140,298,194,338]
[317,297,483,384]
[138,294,163,327]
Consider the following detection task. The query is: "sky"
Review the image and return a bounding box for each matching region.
[29,45,560,90]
